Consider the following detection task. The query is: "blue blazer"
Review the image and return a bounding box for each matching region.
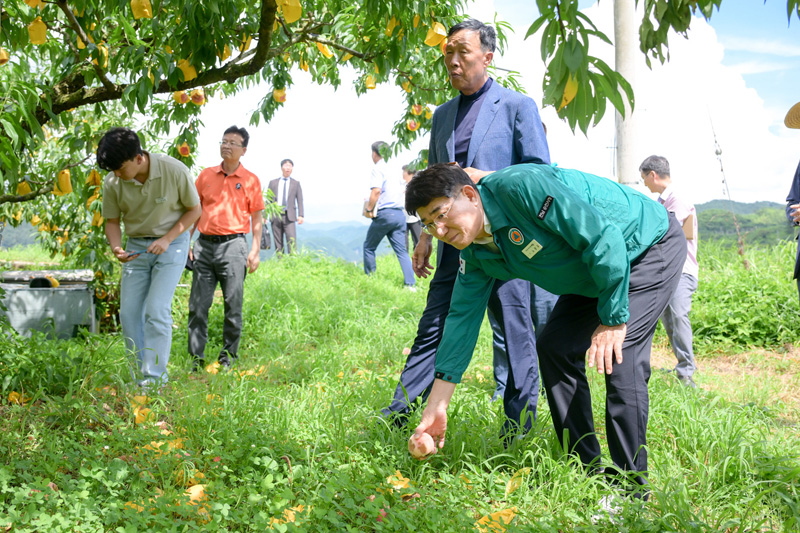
[428,79,551,170]
[786,160,800,279]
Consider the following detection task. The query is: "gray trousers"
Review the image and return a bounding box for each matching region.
[188,236,248,361]
[271,214,297,254]
[661,273,698,379]
[537,214,686,495]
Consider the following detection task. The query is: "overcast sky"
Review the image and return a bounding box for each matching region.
[191,0,800,224]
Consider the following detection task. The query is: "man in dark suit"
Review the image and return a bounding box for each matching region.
[268,159,304,255]
[381,18,556,439]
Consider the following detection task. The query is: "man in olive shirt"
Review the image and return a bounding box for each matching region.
[98,127,201,389]
[409,163,686,499]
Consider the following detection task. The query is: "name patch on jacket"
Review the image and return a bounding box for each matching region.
[459,256,466,275]
[522,239,542,259]
[537,196,554,220]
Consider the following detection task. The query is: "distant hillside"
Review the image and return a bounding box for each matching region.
[0,224,37,248]
[696,200,794,246]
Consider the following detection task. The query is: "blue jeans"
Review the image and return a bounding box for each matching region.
[660,272,697,379]
[492,283,557,400]
[120,232,190,385]
[363,208,415,286]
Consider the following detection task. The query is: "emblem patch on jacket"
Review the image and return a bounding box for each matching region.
[522,239,542,259]
[538,196,554,220]
[508,228,524,245]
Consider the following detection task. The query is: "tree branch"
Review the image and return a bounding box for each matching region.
[55,0,116,93]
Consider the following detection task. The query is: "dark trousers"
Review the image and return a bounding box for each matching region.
[271,214,297,255]
[406,221,421,253]
[382,242,539,434]
[537,214,686,493]
[188,236,248,362]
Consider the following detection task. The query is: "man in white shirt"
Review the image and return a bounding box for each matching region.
[362,142,416,289]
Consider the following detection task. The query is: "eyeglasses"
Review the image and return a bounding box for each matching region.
[421,193,459,235]
[219,140,243,148]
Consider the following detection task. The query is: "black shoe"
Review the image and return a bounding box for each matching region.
[218,352,237,369]
[191,358,205,373]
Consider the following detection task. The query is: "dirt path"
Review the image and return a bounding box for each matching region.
[651,342,800,424]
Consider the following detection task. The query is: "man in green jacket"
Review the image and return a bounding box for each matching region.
[409,162,686,499]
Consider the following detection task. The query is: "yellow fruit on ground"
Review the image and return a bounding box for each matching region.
[177,59,197,81]
[131,0,153,19]
[28,17,47,45]
[272,88,286,103]
[124,501,145,512]
[185,484,207,504]
[559,74,579,111]
[0,48,9,65]
[54,169,72,196]
[45,275,60,288]
[424,22,446,47]
[17,181,31,195]
[134,406,153,424]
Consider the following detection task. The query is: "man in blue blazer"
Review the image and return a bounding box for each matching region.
[381,18,555,439]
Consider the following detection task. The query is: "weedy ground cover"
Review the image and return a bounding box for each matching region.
[0,245,798,531]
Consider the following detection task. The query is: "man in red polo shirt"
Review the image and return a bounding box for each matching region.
[188,126,265,370]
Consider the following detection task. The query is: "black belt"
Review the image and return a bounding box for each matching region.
[198,233,244,243]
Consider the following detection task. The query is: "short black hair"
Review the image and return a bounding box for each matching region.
[639,155,670,177]
[448,18,496,53]
[224,125,249,147]
[371,141,388,158]
[280,158,294,167]
[96,127,143,172]
[405,163,475,216]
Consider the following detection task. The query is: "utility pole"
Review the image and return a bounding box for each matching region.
[614,0,638,185]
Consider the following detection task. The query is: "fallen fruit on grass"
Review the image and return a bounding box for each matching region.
[408,433,435,459]
[185,484,206,504]
[134,406,153,424]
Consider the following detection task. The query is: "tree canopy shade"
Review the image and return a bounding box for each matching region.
[528,0,800,133]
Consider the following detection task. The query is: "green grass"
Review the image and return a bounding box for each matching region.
[0,243,57,265]
[1,250,799,531]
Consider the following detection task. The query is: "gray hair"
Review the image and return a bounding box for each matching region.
[371,141,388,158]
[448,19,496,53]
[639,155,670,177]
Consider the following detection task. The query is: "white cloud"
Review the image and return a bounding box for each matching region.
[718,36,800,57]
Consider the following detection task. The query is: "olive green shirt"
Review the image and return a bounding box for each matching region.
[102,152,200,238]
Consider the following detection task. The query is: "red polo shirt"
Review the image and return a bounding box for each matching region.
[195,162,265,235]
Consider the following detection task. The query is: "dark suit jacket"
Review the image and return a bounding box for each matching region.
[428,79,550,265]
[268,177,304,222]
[786,160,800,279]
[428,79,550,170]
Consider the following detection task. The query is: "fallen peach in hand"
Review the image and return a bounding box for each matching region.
[408,433,435,459]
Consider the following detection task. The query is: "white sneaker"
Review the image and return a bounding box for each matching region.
[404,285,417,292]
[591,495,622,524]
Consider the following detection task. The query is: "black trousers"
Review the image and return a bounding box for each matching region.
[537,214,686,493]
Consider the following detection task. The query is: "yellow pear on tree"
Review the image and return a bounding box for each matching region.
[272,88,286,103]
[559,74,579,111]
[278,0,302,24]
[28,17,47,45]
[16,181,32,195]
[130,0,153,20]
[177,59,197,81]
[24,0,44,9]
[0,48,9,65]
[53,169,73,196]
[91,211,104,227]
[365,75,376,90]
[424,22,446,47]
[316,42,333,58]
